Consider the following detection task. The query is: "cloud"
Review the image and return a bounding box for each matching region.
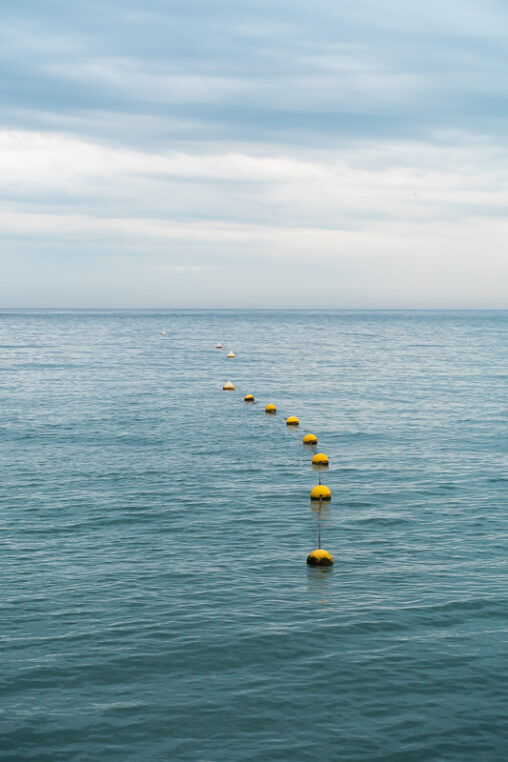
[2,0,508,145]
[1,0,508,306]
[2,129,507,225]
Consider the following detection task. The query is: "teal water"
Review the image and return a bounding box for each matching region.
[1,310,507,761]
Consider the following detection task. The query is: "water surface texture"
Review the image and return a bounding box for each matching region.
[1,310,507,761]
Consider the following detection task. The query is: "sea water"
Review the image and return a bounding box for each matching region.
[1,310,507,761]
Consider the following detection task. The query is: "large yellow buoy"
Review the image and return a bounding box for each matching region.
[244,394,254,402]
[223,380,235,390]
[227,350,235,358]
[286,416,299,426]
[312,452,329,467]
[161,331,166,335]
[303,433,318,445]
[265,404,277,414]
[307,549,334,566]
[310,485,331,501]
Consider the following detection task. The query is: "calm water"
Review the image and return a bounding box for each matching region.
[1,310,507,762]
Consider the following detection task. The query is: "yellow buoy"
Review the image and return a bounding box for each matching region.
[265,404,277,414]
[310,485,331,501]
[312,452,329,467]
[307,549,334,566]
[161,331,166,335]
[223,380,235,390]
[216,343,222,349]
[303,433,318,445]
[286,416,299,426]
[244,394,254,402]
[227,350,235,358]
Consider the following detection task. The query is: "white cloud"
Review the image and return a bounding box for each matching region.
[1,129,507,225]
[1,129,507,307]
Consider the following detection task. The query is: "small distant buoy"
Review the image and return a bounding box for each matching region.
[310,485,331,501]
[265,404,277,414]
[307,549,334,566]
[216,343,222,349]
[223,380,235,390]
[286,416,299,426]
[227,350,235,358]
[244,394,254,402]
[303,433,317,445]
[312,452,329,467]
[161,331,166,335]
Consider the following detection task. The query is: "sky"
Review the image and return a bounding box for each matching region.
[1,0,508,308]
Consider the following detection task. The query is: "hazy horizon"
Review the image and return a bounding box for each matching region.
[2,0,508,309]
[3,305,508,310]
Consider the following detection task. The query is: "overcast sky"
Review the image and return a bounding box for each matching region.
[1,0,508,308]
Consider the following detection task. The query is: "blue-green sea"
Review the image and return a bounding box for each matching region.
[1,310,507,761]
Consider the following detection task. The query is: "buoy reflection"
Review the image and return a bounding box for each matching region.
[310,502,331,519]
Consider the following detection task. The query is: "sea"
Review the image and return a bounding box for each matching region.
[1,309,507,762]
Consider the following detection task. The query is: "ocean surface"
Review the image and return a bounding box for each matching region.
[1,309,507,762]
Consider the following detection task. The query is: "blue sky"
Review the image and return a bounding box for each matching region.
[1,0,508,307]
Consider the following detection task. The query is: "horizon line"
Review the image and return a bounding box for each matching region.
[1,307,508,312]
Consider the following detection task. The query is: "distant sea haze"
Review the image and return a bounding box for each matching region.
[1,309,507,761]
